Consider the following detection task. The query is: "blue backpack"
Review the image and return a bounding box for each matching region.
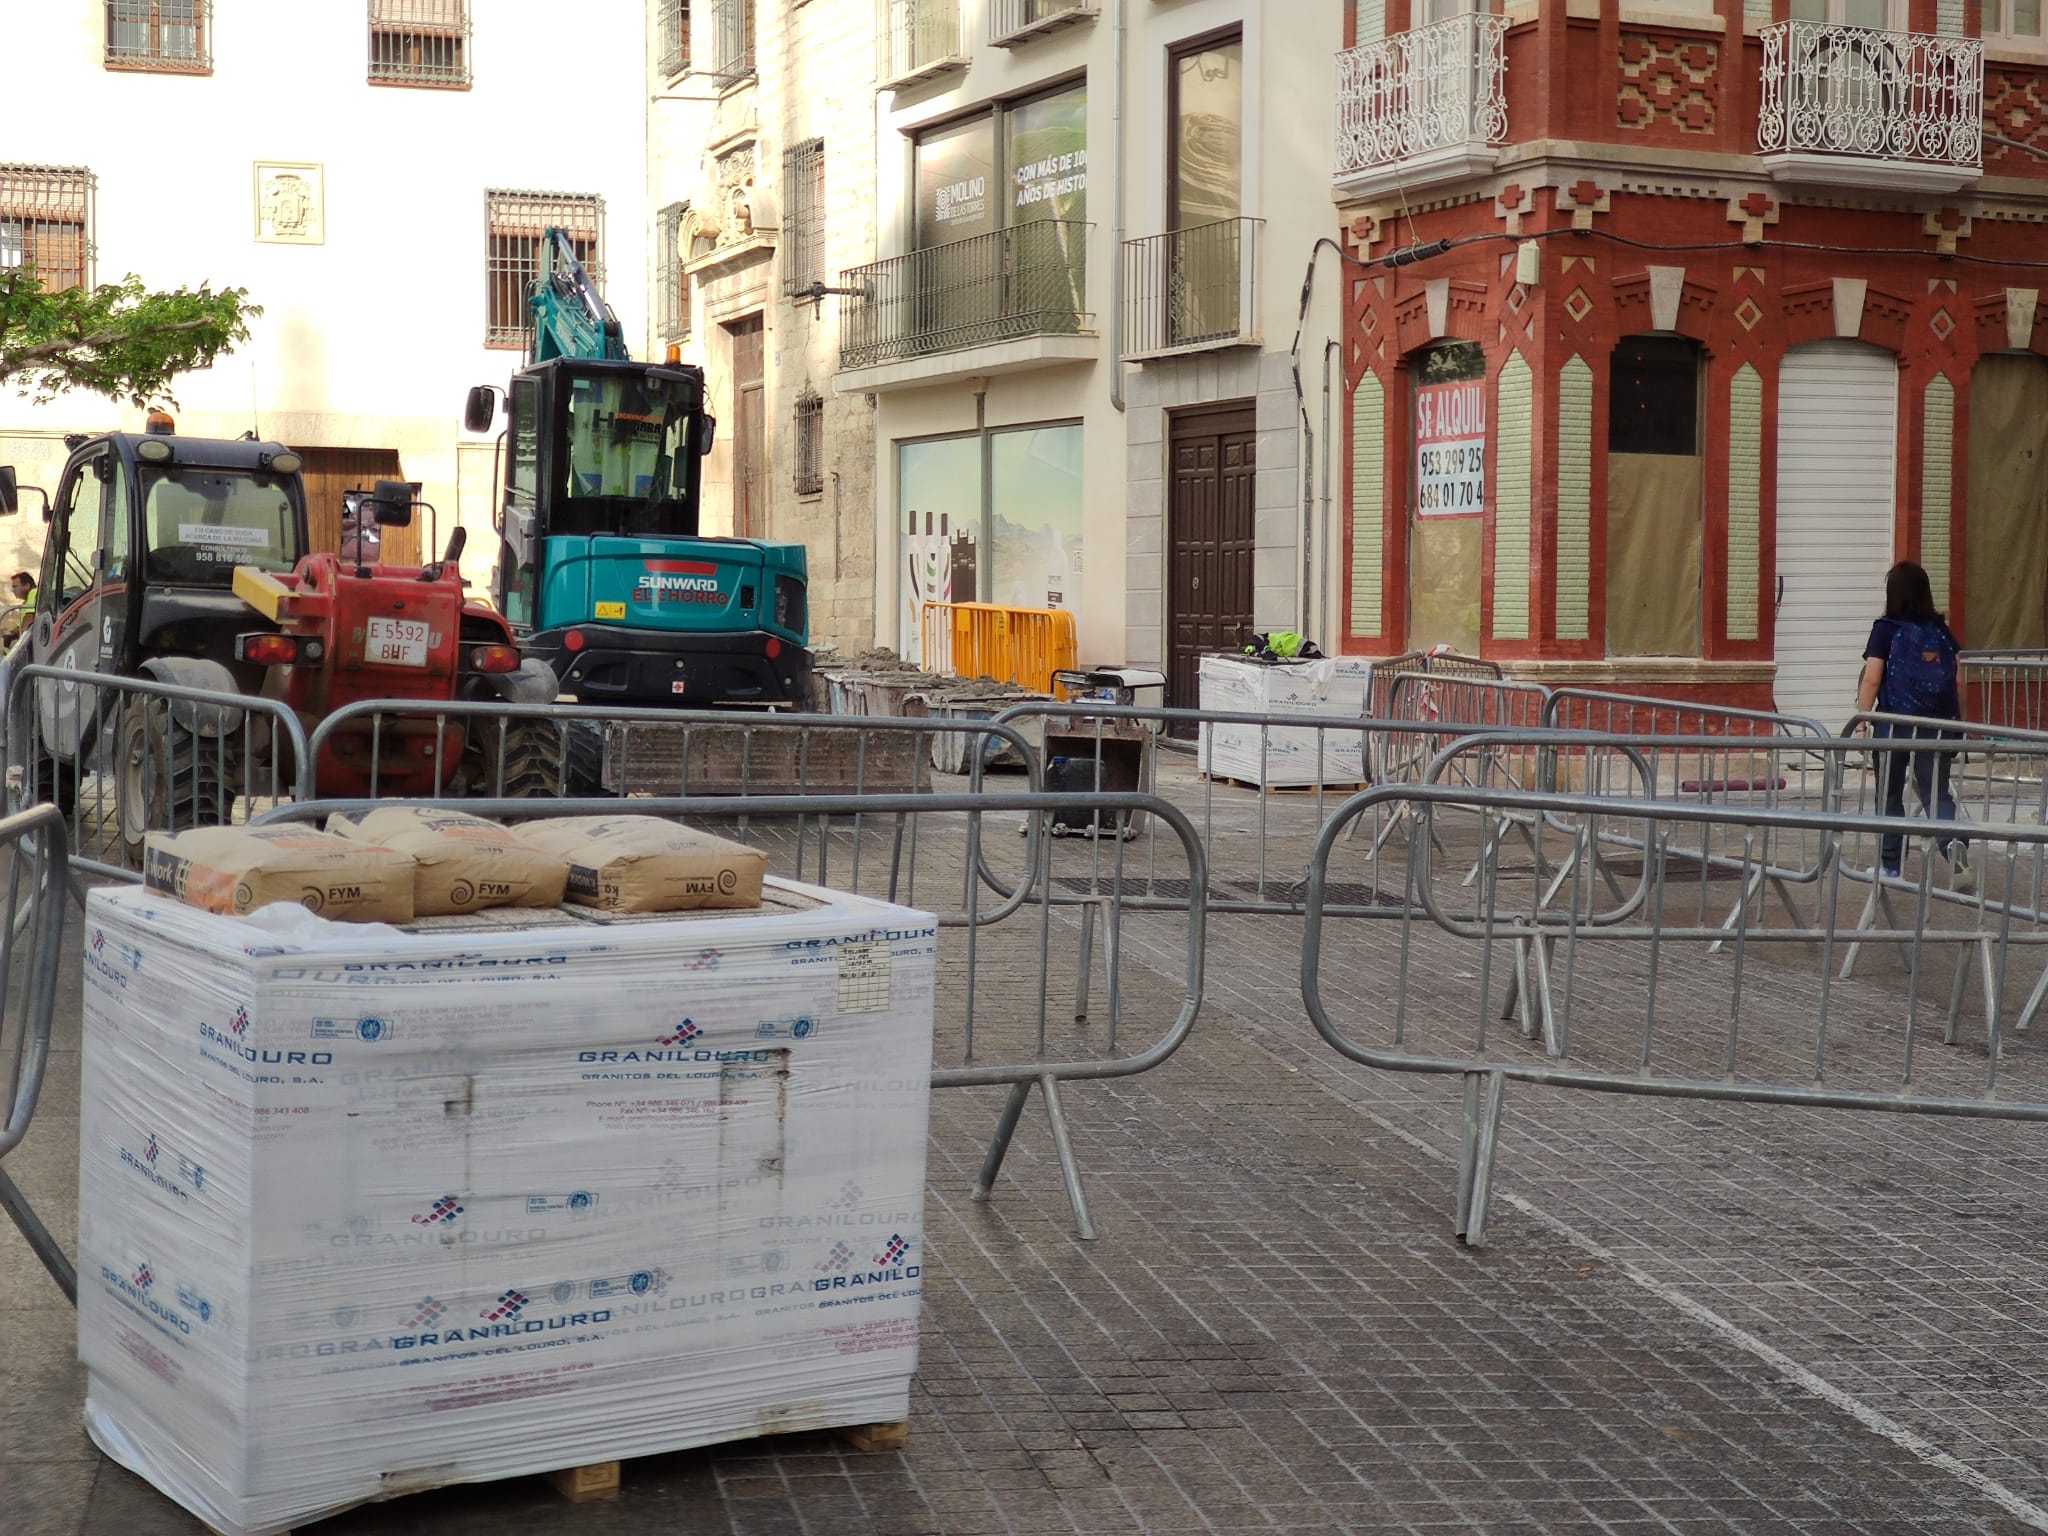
[1881,618,1958,718]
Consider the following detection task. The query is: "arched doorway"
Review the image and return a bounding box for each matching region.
[1772,340,1898,722]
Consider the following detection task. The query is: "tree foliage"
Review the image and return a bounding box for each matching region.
[0,267,257,408]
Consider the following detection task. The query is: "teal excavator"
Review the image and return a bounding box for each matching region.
[466,229,811,707]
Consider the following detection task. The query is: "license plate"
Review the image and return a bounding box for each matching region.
[364,615,430,668]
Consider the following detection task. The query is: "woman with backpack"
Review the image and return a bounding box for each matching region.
[1854,560,1974,892]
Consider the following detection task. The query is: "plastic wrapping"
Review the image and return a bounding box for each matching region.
[77,880,938,1536]
[1196,654,1371,786]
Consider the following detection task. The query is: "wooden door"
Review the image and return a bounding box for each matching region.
[729,315,766,538]
[292,446,419,566]
[1167,406,1256,721]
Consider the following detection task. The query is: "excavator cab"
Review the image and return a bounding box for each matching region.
[470,227,812,710]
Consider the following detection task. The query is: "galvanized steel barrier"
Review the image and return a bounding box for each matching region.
[0,804,74,1300]
[3,663,311,885]
[254,791,1208,1243]
[1962,648,2048,731]
[1302,781,2048,1248]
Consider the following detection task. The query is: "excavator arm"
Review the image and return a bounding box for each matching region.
[529,227,630,363]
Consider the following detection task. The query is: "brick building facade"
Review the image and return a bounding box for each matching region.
[1338,1,2048,720]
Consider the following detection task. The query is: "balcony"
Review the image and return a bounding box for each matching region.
[835,221,1096,393]
[990,0,1096,48]
[1122,218,1263,361]
[1758,20,1982,193]
[880,0,966,90]
[1333,13,1508,200]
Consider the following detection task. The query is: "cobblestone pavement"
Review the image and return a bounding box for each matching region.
[3,764,2047,1534]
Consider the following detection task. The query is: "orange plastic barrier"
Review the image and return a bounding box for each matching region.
[920,602,1079,694]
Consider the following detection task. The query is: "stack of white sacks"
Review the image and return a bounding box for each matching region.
[77,878,938,1536]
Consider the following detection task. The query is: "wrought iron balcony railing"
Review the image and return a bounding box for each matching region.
[989,0,1097,47]
[1758,20,1982,183]
[881,0,965,89]
[1122,218,1263,360]
[839,221,1091,373]
[1334,13,1508,187]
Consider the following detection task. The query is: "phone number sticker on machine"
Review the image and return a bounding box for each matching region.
[364,616,430,668]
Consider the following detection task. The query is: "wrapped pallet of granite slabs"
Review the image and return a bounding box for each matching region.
[75,879,938,1536]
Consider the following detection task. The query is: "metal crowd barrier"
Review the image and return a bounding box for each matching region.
[3,663,311,885]
[991,700,1513,921]
[255,791,1208,1243]
[1302,782,2048,1248]
[1961,649,2048,731]
[0,804,73,1300]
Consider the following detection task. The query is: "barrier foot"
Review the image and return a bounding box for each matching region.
[0,1165,74,1305]
[1707,868,1766,957]
[1529,937,1560,1058]
[1839,880,1884,980]
[1454,1069,1506,1248]
[1038,1073,1098,1242]
[2013,963,2048,1035]
[1074,902,1096,1023]
[971,1081,1034,1204]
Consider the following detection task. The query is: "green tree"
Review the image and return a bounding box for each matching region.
[0,267,257,408]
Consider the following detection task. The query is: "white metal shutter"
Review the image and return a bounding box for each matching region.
[1772,341,1899,725]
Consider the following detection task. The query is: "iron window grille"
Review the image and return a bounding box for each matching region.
[659,200,691,342]
[781,139,826,298]
[703,0,755,84]
[105,0,210,71]
[794,389,825,497]
[0,166,96,294]
[658,0,690,77]
[369,0,471,88]
[485,190,602,349]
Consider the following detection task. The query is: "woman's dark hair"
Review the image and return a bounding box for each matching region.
[1883,560,1942,623]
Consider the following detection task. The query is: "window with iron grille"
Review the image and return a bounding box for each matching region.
[703,0,755,83]
[658,201,690,342]
[658,0,690,77]
[781,138,826,299]
[0,167,95,294]
[485,190,602,349]
[794,388,824,497]
[369,0,471,88]
[105,0,210,71]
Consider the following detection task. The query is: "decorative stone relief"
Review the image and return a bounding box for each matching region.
[254,162,323,245]
[1618,34,1718,135]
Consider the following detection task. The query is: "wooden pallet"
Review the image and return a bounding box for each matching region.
[207,1420,911,1530]
[1199,772,1366,797]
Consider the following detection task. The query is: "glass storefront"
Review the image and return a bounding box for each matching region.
[897,423,1084,653]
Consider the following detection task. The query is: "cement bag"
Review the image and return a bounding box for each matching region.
[324,806,569,916]
[515,815,765,913]
[143,826,416,923]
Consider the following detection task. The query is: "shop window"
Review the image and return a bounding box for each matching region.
[1606,335,1703,657]
[896,423,1083,651]
[1406,341,1486,652]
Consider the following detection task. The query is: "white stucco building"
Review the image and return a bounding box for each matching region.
[0,0,648,589]
[833,0,1344,701]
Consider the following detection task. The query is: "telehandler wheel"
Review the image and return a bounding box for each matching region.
[469,717,566,799]
[118,700,229,865]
